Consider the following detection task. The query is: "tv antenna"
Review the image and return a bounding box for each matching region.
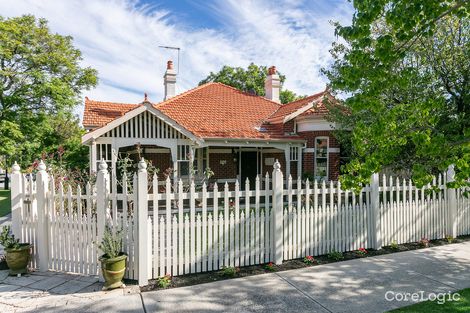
[158,45,181,74]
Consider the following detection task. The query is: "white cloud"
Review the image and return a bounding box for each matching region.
[0,0,353,119]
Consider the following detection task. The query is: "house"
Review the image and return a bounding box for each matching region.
[81,61,341,186]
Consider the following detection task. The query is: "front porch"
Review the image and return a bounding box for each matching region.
[83,106,304,188]
[91,141,304,189]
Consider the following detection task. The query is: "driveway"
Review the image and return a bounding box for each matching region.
[1,241,469,312]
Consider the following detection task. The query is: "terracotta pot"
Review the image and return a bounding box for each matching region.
[5,244,31,275]
[99,253,127,290]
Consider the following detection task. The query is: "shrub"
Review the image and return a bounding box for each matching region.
[303,255,316,265]
[0,226,21,250]
[327,250,344,261]
[219,266,239,277]
[445,234,454,243]
[356,247,368,257]
[419,237,430,248]
[264,262,275,271]
[96,226,124,259]
[390,240,399,251]
[156,274,172,288]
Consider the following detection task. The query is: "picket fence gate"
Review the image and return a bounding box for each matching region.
[10,159,470,286]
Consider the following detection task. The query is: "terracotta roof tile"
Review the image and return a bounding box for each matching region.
[266,91,326,123]
[83,98,139,127]
[154,82,302,140]
[82,83,336,141]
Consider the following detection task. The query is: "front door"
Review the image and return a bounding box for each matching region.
[240,151,258,189]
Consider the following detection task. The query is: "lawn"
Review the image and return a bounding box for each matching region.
[0,190,11,217]
[389,288,470,312]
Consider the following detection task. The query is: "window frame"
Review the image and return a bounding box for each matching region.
[314,137,329,181]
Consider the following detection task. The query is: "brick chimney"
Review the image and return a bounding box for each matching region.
[264,66,280,103]
[163,60,176,100]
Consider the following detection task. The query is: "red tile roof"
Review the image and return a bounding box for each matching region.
[154,83,300,140]
[82,83,335,141]
[266,90,326,123]
[83,97,139,127]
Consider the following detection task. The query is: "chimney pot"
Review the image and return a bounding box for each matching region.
[167,60,174,70]
[164,60,177,100]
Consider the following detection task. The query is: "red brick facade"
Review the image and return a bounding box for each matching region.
[297,130,340,181]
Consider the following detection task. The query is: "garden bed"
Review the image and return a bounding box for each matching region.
[140,234,470,292]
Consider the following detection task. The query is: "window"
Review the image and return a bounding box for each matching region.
[177,145,191,177]
[290,146,299,161]
[95,143,112,171]
[314,137,328,181]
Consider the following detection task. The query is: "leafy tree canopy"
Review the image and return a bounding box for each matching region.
[0,15,97,170]
[324,0,469,190]
[199,63,304,104]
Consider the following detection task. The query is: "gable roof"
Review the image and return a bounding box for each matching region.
[83,98,139,128]
[82,82,337,143]
[265,90,327,124]
[155,82,301,140]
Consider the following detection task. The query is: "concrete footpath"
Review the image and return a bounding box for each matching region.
[1,241,469,313]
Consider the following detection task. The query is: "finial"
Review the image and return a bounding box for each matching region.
[98,159,108,171]
[144,92,148,101]
[38,160,47,171]
[138,158,147,171]
[12,161,20,174]
[273,159,281,170]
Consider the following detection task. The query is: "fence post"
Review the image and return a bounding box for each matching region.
[447,165,457,238]
[137,158,149,286]
[36,160,50,271]
[271,160,284,264]
[11,162,23,240]
[96,159,109,281]
[370,173,382,250]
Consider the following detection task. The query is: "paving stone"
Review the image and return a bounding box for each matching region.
[49,279,95,295]
[27,276,68,291]
[0,270,9,282]
[0,284,21,292]
[3,275,39,287]
[75,275,99,283]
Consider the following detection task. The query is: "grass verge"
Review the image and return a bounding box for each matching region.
[0,190,11,217]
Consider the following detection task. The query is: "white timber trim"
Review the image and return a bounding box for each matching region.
[81,102,203,145]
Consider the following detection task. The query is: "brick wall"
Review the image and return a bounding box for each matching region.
[298,130,340,181]
[209,153,238,180]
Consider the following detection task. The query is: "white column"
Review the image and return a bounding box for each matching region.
[90,139,97,174]
[36,161,50,271]
[171,146,178,182]
[370,173,382,250]
[137,158,149,286]
[297,146,302,180]
[10,162,23,240]
[96,159,109,281]
[272,160,284,264]
[447,165,457,238]
[284,148,291,182]
[189,146,195,182]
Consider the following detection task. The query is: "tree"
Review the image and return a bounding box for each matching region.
[0,15,97,171]
[199,63,303,104]
[323,1,469,190]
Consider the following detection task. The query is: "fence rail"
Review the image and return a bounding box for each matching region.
[10,160,470,286]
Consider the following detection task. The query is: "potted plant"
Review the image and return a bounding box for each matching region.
[0,226,31,275]
[96,225,127,290]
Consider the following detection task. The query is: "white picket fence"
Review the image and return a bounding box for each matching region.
[10,160,470,286]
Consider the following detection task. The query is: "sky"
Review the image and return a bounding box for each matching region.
[0,0,354,119]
